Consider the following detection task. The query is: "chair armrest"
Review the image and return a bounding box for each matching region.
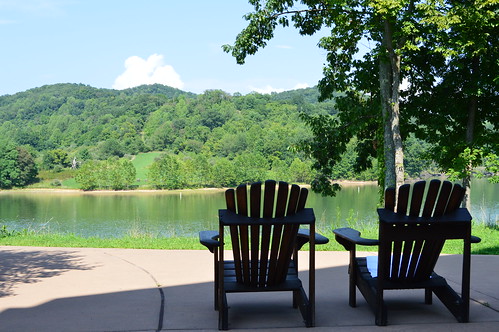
[333,227,378,251]
[199,230,220,253]
[296,229,330,250]
[471,235,481,244]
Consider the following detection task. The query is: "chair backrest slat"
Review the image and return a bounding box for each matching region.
[446,185,465,213]
[407,240,424,279]
[414,239,445,280]
[236,184,248,215]
[225,180,305,288]
[267,224,283,285]
[286,184,300,214]
[390,241,403,279]
[274,181,287,217]
[272,224,299,285]
[225,189,242,283]
[250,224,260,286]
[422,179,440,217]
[399,240,414,279]
[385,187,396,211]
[250,182,262,218]
[434,181,452,217]
[260,180,273,218]
[249,183,262,286]
[297,185,308,212]
[409,181,426,217]
[396,184,411,214]
[259,224,272,287]
[234,184,249,284]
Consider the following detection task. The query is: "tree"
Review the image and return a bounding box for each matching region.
[223,1,414,193]
[223,0,473,196]
[268,158,291,182]
[0,143,38,188]
[403,0,498,207]
[75,160,100,191]
[182,153,211,187]
[95,138,125,160]
[210,157,237,187]
[148,154,185,189]
[42,149,71,170]
[233,152,269,184]
[289,158,314,183]
[403,134,434,178]
[75,158,136,190]
[13,146,38,187]
[103,158,137,190]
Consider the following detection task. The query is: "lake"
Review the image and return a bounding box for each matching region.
[0,179,497,238]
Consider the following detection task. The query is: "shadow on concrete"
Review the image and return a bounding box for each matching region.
[0,254,498,331]
[0,248,94,297]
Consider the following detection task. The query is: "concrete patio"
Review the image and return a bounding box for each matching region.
[0,246,498,331]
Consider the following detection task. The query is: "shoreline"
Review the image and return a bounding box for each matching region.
[0,180,379,195]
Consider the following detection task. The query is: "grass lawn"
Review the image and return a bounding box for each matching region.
[30,169,79,189]
[1,223,497,255]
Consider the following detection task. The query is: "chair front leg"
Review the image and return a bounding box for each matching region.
[214,249,219,310]
[375,288,388,326]
[349,247,357,307]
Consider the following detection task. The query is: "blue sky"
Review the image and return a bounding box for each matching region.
[0,0,328,96]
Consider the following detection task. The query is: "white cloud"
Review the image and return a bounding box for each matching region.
[293,83,310,90]
[249,85,285,94]
[249,83,310,94]
[113,54,184,90]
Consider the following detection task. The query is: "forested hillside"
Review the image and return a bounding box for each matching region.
[0,84,195,154]
[0,83,426,190]
[0,84,438,189]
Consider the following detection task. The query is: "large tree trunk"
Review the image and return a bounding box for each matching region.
[379,59,396,189]
[462,57,479,209]
[390,53,405,190]
[380,19,405,192]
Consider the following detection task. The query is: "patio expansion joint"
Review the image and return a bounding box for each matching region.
[445,276,499,313]
[103,252,165,332]
[470,297,499,313]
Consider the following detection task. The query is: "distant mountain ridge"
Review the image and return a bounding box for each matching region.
[0,83,196,100]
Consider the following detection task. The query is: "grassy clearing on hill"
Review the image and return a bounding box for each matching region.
[131,151,163,187]
[27,152,163,190]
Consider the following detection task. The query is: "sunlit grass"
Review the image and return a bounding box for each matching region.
[0,223,496,254]
[0,230,204,249]
[131,151,163,186]
[28,169,80,189]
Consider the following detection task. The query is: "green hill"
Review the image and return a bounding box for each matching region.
[0,83,345,190]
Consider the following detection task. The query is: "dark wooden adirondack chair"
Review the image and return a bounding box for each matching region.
[333,180,481,326]
[199,180,328,330]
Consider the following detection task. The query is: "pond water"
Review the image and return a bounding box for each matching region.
[0,179,497,238]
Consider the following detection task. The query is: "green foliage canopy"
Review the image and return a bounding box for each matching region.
[0,143,38,188]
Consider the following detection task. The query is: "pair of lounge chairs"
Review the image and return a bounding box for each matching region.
[199,179,480,329]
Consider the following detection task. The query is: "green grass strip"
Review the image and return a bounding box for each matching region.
[0,224,497,254]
